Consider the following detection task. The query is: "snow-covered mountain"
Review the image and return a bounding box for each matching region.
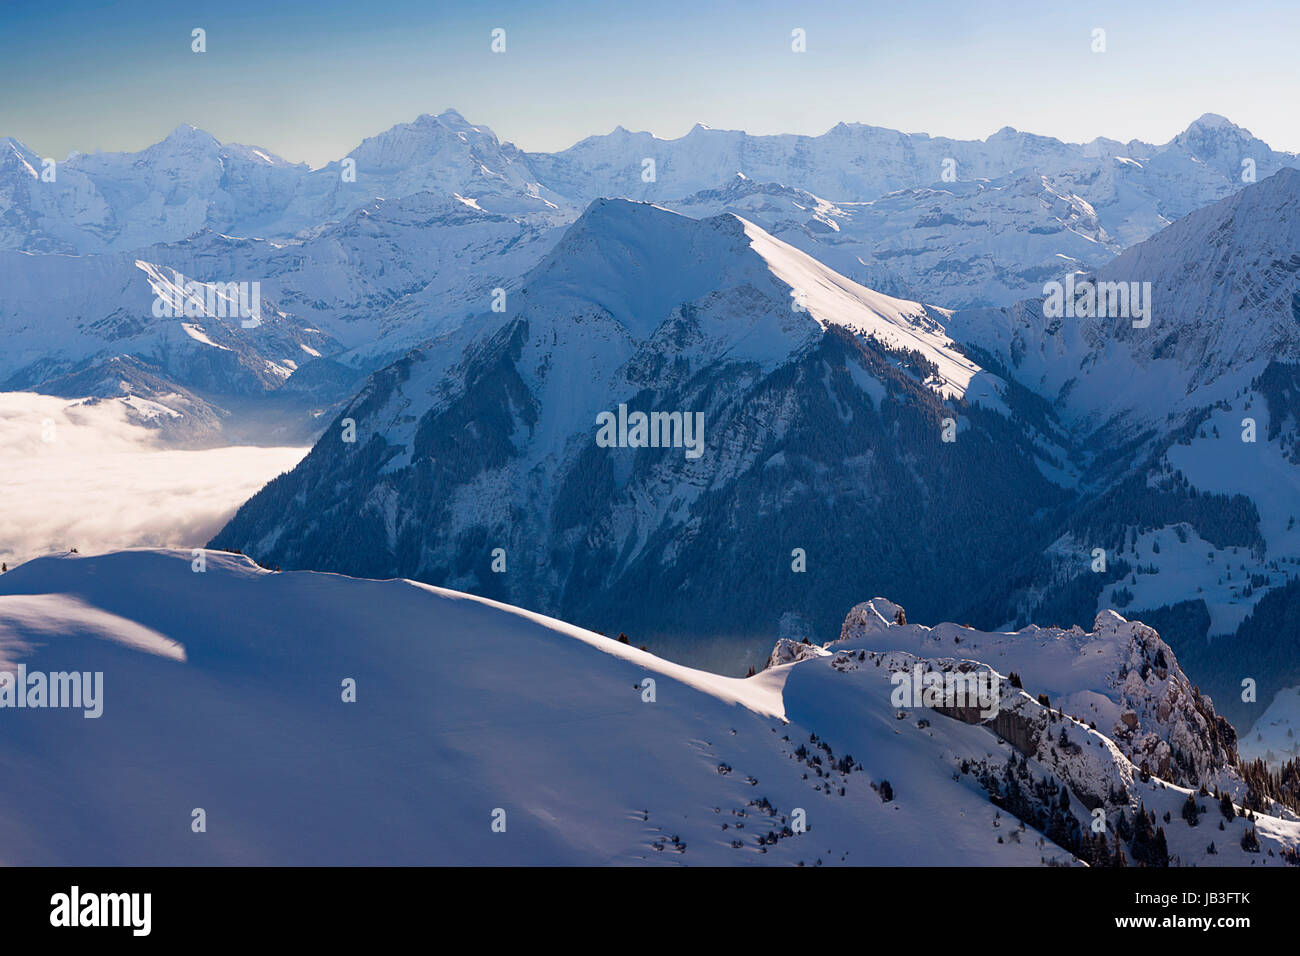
[943,168,1300,745]
[664,170,1119,308]
[0,549,1294,866]
[4,109,1295,448]
[0,111,567,256]
[947,167,1300,429]
[211,199,1076,654]
[4,110,1292,311]
[0,189,564,442]
[273,110,571,230]
[0,248,345,442]
[527,113,1298,247]
[840,598,1241,789]
[182,190,564,366]
[0,126,305,254]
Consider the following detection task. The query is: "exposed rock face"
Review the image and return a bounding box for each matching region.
[1100,609,1239,782]
[832,598,1241,792]
[765,638,827,670]
[839,598,908,639]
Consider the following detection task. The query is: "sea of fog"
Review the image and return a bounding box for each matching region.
[0,393,308,570]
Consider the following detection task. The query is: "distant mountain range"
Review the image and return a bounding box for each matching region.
[4,111,1294,313]
[8,110,1292,257]
[2,110,1295,444]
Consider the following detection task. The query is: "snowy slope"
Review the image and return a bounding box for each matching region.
[0,549,1048,866]
[1,550,1294,866]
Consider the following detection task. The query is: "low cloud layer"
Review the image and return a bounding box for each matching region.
[0,393,307,569]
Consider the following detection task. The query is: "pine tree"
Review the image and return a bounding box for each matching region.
[1219,790,1236,821]
[1090,832,1109,866]
[1116,809,1133,841]
[1182,792,1200,826]
[1241,827,1260,853]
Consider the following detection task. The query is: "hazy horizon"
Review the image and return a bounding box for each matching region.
[3,0,1298,166]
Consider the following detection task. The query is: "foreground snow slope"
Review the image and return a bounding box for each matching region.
[0,549,1065,866]
[2,551,1295,865]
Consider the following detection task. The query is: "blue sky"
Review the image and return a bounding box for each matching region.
[2,0,1296,166]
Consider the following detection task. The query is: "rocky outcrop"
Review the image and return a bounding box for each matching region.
[834,598,1242,792]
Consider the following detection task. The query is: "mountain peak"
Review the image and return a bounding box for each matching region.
[1185,112,1237,132]
[1172,113,1255,149]
[396,110,494,139]
[428,108,481,133]
[347,111,506,171]
[161,123,219,147]
[1169,113,1267,174]
[143,124,222,161]
[547,197,731,262]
